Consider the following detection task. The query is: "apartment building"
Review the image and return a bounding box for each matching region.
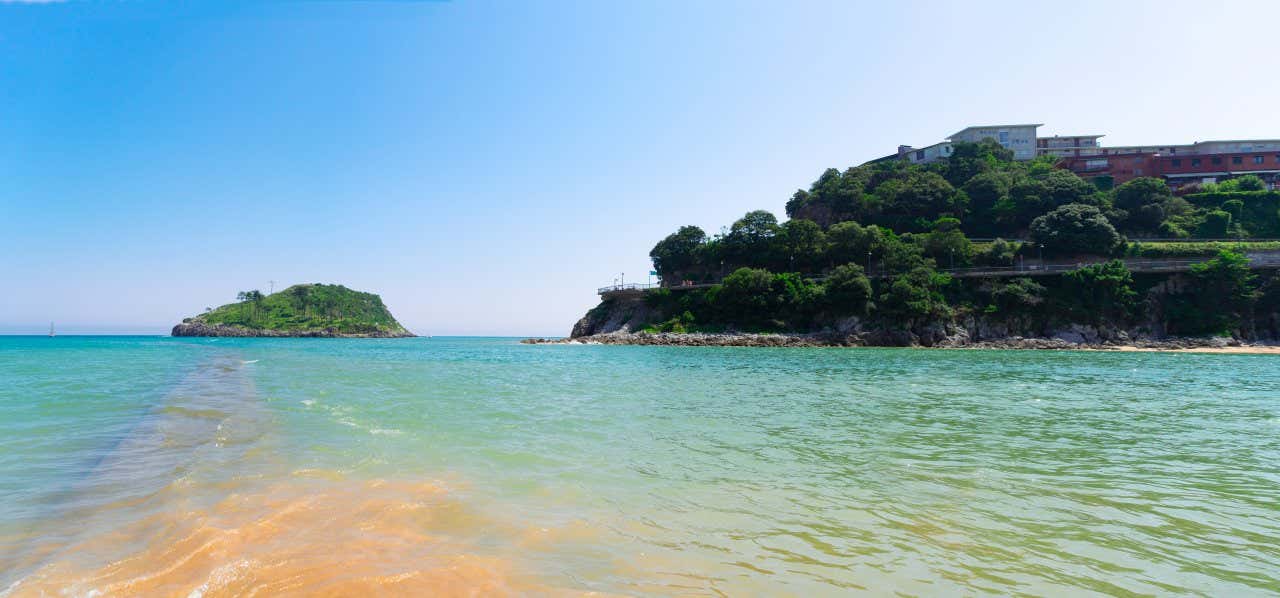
[892,123,1280,189]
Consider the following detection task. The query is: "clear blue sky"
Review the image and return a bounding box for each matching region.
[3,0,1279,335]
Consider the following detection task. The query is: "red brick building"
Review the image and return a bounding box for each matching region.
[1058,147,1280,189]
[1157,151,1280,189]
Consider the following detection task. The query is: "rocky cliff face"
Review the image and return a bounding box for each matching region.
[171,320,415,338]
[566,282,1274,348]
[570,295,655,338]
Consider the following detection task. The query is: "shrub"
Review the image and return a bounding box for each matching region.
[1060,260,1137,324]
[1030,204,1122,255]
[877,266,951,323]
[823,264,872,316]
[1162,250,1258,336]
[986,277,1046,315]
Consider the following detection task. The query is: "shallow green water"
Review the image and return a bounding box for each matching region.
[1,336,1278,595]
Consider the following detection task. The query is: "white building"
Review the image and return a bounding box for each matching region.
[1036,134,1105,158]
[949,124,1041,160]
[892,123,1045,165]
[898,142,954,165]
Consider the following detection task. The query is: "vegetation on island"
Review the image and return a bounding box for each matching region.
[636,141,1280,339]
[178,284,412,336]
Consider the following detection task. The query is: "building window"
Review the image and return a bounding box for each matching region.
[1192,158,1202,167]
[1212,157,1223,165]
[999,131,1009,144]
[1255,155,1265,164]
[1233,156,1244,165]
[1171,159,1182,167]
[916,150,924,160]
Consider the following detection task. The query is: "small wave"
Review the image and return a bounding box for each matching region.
[370,428,403,436]
[300,399,315,407]
[241,360,259,365]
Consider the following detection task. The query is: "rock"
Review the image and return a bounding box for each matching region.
[171,321,413,338]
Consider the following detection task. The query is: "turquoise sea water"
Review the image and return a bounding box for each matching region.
[1,336,1278,595]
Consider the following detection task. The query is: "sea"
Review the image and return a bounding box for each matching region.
[1,336,1277,596]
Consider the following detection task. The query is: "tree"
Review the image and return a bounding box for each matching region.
[877,266,951,323]
[826,221,885,267]
[1029,203,1121,255]
[986,277,1045,315]
[823,264,872,316]
[1038,169,1096,208]
[960,170,1013,233]
[1218,175,1266,192]
[722,210,780,268]
[1114,177,1173,212]
[944,140,1013,186]
[1061,260,1137,324]
[714,267,807,329]
[879,233,929,273]
[1113,177,1174,231]
[993,176,1050,228]
[785,167,870,225]
[774,219,827,272]
[872,171,960,229]
[650,225,707,281]
[921,218,971,268]
[980,238,1020,266]
[1163,250,1257,335]
[1196,210,1232,238]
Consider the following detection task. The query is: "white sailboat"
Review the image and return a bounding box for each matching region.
[49,322,55,337]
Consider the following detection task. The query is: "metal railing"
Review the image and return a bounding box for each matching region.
[596,282,662,294]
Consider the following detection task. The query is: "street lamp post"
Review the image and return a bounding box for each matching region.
[867,251,872,273]
[1038,244,1044,266]
[949,248,955,269]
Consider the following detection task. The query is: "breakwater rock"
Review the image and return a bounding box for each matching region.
[523,331,1257,351]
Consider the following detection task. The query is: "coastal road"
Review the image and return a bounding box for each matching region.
[600,251,1280,297]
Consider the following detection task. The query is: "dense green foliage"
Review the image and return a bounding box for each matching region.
[1126,240,1280,258]
[641,143,1280,337]
[197,284,410,335]
[1060,261,1138,324]
[1160,251,1258,336]
[1030,204,1121,256]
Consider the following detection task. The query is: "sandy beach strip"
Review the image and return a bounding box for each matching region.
[1103,345,1280,355]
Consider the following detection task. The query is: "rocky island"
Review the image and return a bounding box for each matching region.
[172,284,414,338]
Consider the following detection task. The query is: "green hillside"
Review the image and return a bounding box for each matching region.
[178,284,412,337]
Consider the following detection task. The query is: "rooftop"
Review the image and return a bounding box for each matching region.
[949,124,1044,139]
[1039,134,1106,139]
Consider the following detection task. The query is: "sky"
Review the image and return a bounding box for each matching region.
[3,0,1280,336]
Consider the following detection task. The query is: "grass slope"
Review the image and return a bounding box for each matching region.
[198,284,411,335]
